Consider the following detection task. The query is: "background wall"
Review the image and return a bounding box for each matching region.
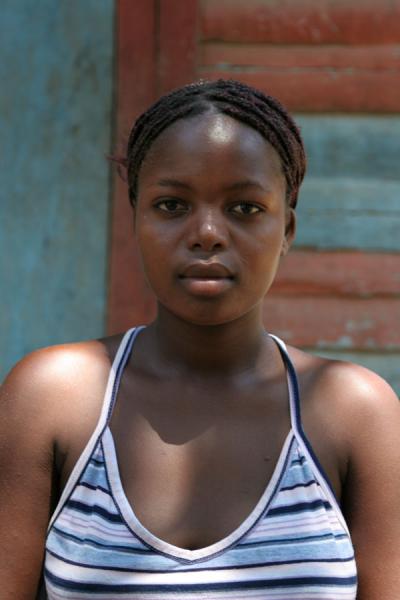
[110,0,400,393]
[0,1,114,381]
[2,0,399,394]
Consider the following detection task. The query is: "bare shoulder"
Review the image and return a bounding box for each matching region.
[288,345,398,421]
[0,336,125,597]
[2,336,114,417]
[282,345,398,482]
[0,333,124,462]
[285,350,400,599]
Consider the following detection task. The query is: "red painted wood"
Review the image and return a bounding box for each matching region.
[158,0,199,94]
[108,0,158,334]
[202,43,400,70]
[202,0,400,45]
[271,251,400,297]
[199,68,400,112]
[263,296,400,349]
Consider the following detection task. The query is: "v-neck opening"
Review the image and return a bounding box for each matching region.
[98,326,298,563]
[103,425,295,563]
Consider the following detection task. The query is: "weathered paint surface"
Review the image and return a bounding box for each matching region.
[269,251,400,390]
[0,1,114,381]
[295,117,400,251]
[199,1,400,112]
[263,296,400,349]
[271,251,400,297]
[202,0,400,44]
[109,0,158,335]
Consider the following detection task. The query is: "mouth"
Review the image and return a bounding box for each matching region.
[178,262,235,297]
[180,262,234,279]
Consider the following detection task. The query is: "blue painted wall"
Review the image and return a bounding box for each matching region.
[296,116,400,251]
[0,1,114,381]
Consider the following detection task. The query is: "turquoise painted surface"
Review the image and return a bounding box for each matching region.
[296,116,400,250]
[0,1,114,381]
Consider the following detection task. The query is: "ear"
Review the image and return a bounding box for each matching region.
[281,208,296,257]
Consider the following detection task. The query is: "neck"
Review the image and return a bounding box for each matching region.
[147,304,274,377]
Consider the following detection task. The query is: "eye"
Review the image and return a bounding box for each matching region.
[155,198,188,214]
[230,202,263,216]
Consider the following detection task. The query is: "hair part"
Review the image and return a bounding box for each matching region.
[120,79,306,209]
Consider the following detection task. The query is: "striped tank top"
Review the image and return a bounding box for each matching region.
[45,326,358,599]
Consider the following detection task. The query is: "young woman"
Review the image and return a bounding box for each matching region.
[1,80,399,600]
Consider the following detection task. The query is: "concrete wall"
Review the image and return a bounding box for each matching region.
[0,1,114,381]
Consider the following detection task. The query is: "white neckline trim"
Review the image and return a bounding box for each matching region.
[47,327,141,532]
[103,426,294,562]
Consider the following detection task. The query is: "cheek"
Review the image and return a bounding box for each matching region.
[135,221,175,288]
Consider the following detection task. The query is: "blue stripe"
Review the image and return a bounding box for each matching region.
[51,526,151,554]
[45,568,357,593]
[238,532,349,549]
[77,481,111,495]
[268,499,331,517]
[280,480,317,492]
[47,546,356,574]
[66,500,122,523]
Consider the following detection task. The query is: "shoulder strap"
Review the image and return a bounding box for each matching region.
[47,326,143,531]
[269,334,346,523]
[103,326,143,425]
[269,334,300,434]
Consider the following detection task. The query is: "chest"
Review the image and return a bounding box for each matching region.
[109,376,291,549]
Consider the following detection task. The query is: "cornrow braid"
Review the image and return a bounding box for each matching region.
[124,79,306,208]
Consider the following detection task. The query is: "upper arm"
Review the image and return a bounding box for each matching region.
[0,340,111,599]
[339,368,400,599]
[0,352,58,598]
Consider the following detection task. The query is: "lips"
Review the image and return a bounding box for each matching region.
[180,262,234,279]
[178,262,234,297]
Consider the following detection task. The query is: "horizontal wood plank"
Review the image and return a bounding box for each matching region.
[263,296,400,349]
[202,43,400,70]
[271,251,400,297]
[199,68,400,112]
[202,0,400,45]
[296,177,400,251]
[297,116,400,180]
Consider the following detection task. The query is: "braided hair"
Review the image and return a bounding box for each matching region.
[122,79,306,208]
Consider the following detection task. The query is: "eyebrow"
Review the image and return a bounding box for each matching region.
[223,180,270,193]
[155,178,269,193]
[156,178,194,190]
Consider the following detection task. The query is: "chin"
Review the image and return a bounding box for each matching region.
[163,302,260,328]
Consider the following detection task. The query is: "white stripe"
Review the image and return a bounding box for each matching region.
[46,580,357,600]
[272,482,321,505]
[56,512,136,541]
[71,484,119,513]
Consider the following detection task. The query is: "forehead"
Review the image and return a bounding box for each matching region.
[139,111,284,186]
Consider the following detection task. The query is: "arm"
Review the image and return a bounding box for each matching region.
[340,368,400,599]
[0,340,112,598]
[0,353,57,598]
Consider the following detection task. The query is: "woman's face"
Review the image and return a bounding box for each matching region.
[134,111,295,326]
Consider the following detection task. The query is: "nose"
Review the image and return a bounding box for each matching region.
[186,207,229,252]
